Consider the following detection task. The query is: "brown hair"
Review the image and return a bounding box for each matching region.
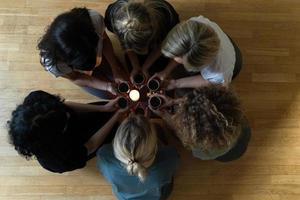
[162,20,220,72]
[171,85,242,151]
[111,0,175,54]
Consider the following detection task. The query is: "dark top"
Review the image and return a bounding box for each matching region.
[104,0,179,48]
[36,107,114,173]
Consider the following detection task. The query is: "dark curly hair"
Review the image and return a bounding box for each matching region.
[7,91,69,159]
[172,85,242,151]
[38,7,99,71]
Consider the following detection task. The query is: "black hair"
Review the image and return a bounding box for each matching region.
[7,91,69,159]
[38,8,99,71]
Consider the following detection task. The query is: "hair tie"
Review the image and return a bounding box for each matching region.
[128,159,136,165]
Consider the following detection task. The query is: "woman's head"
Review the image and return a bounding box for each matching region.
[7,91,69,159]
[113,115,157,182]
[111,0,173,54]
[38,7,99,71]
[172,85,242,151]
[162,20,220,72]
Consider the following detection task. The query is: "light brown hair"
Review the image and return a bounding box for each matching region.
[111,0,175,54]
[162,20,220,72]
[171,85,242,151]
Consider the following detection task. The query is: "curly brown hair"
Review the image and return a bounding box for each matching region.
[172,85,242,151]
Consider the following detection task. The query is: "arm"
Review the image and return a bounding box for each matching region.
[65,98,119,113]
[150,59,180,81]
[167,74,211,90]
[84,111,120,155]
[127,50,141,72]
[63,71,115,94]
[158,59,180,80]
[142,47,162,73]
[127,50,143,82]
[102,31,127,81]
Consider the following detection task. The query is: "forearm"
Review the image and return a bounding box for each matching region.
[102,36,127,76]
[160,59,180,79]
[84,112,119,154]
[142,47,162,71]
[64,101,110,113]
[67,72,111,91]
[127,50,141,71]
[173,75,211,89]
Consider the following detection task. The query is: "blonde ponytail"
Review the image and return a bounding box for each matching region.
[113,115,157,182]
[126,160,147,182]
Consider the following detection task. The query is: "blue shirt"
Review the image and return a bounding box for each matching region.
[97,144,179,200]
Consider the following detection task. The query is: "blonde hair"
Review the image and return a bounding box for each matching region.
[112,0,175,53]
[162,20,220,72]
[113,115,157,182]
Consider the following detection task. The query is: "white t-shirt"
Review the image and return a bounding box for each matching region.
[189,16,236,85]
[40,9,105,77]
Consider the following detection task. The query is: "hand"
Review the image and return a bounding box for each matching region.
[165,79,177,91]
[141,68,150,80]
[106,82,117,95]
[116,106,130,121]
[149,94,174,108]
[113,69,128,84]
[148,105,172,122]
[150,71,167,82]
[150,94,185,109]
[104,97,121,112]
[130,68,139,83]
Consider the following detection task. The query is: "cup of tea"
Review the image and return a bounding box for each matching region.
[133,73,145,85]
[149,96,163,110]
[147,78,160,92]
[118,97,128,109]
[117,82,130,93]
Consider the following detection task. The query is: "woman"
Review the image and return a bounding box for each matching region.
[97,115,179,199]
[157,16,242,89]
[38,8,127,99]
[104,0,179,78]
[152,85,251,161]
[7,90,125,173]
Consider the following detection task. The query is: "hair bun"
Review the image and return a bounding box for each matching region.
[124,18,139,30]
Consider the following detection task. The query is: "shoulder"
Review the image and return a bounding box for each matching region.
[96,144,120,174]
[106,0,124,11]
[88,9,105,35]
[240,117,252,137]
[87,9,104,19]
[97,144,114,159]
[156,0,180,27]
[158,0,179,16]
